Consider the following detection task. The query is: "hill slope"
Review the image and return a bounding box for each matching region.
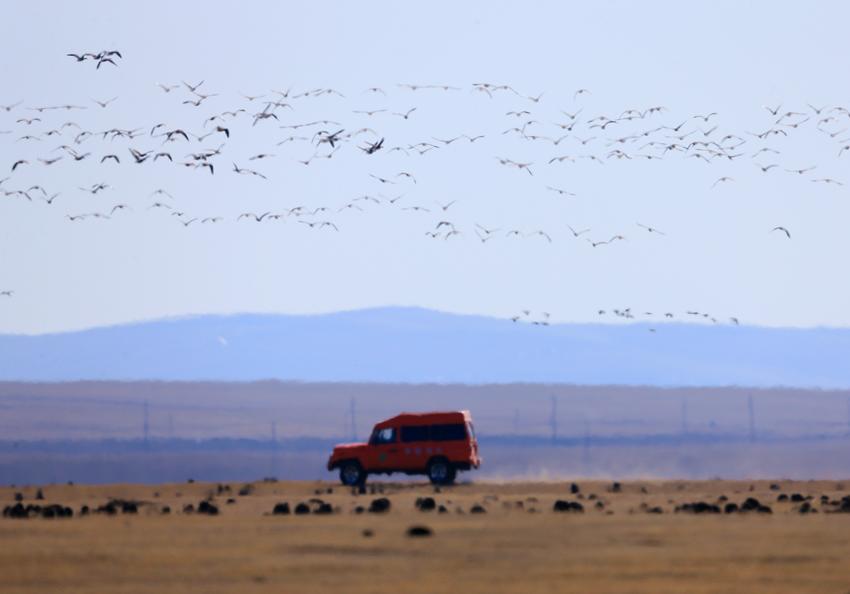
[0,307,848,387]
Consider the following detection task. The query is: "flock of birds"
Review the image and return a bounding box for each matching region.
[2,49,849,329]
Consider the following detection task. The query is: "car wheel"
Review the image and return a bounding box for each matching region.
[445,467,457,485]
[427,458,452,485]
[340,461,365,487]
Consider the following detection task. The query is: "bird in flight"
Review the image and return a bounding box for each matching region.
[361,138,384,155]
[637,223,666,236]
[567,225,590,238]
[392,107,417,120]
[232,163,267,179]
[546,186,576,197]
[771,226,791,239]
[91,97,118,108]
[238,212,272,222]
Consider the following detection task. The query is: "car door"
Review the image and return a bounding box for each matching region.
[367,426,401,472]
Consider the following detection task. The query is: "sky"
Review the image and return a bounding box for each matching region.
[1,1,849,334]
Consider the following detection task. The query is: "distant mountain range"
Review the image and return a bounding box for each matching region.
[0,307,848,387]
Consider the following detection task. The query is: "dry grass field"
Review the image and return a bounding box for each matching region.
[2,479,850,594]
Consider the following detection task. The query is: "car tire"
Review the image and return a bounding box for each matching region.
[339,461,365,487]
[445,466,457,484]
[427,458,454,485]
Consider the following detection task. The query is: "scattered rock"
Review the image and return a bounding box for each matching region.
[569,482,580,494]
[470,504,486,514]
[272,502,290,515]
[294,502,310,515]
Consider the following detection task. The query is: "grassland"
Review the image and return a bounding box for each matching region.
[2,479,850,593]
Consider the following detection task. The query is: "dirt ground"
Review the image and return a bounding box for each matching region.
[2,479,850,594]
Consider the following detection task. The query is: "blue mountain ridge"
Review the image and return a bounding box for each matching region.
[0,307,848,387]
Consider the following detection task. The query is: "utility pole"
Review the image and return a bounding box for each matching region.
[581,416,591,466]
[747,394,756,443]
[846,397,850,437]
[270,421,278,479]
[143,400,150,446]
[550,395,558,443]
[349,397,357,441]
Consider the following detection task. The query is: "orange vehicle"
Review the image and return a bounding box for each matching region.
[327,410,481,486]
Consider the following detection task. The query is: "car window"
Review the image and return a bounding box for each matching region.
[431,423,467,441]
[401,425,430,443]
[370,427,396,445]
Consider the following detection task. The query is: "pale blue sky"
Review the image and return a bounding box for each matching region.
[1,1,849,334]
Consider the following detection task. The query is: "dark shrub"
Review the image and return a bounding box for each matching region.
[407,525,433,537]
[415,497,436,511]
[197,501,219,515]
[368,498,391,514]
[553,500,584,513]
